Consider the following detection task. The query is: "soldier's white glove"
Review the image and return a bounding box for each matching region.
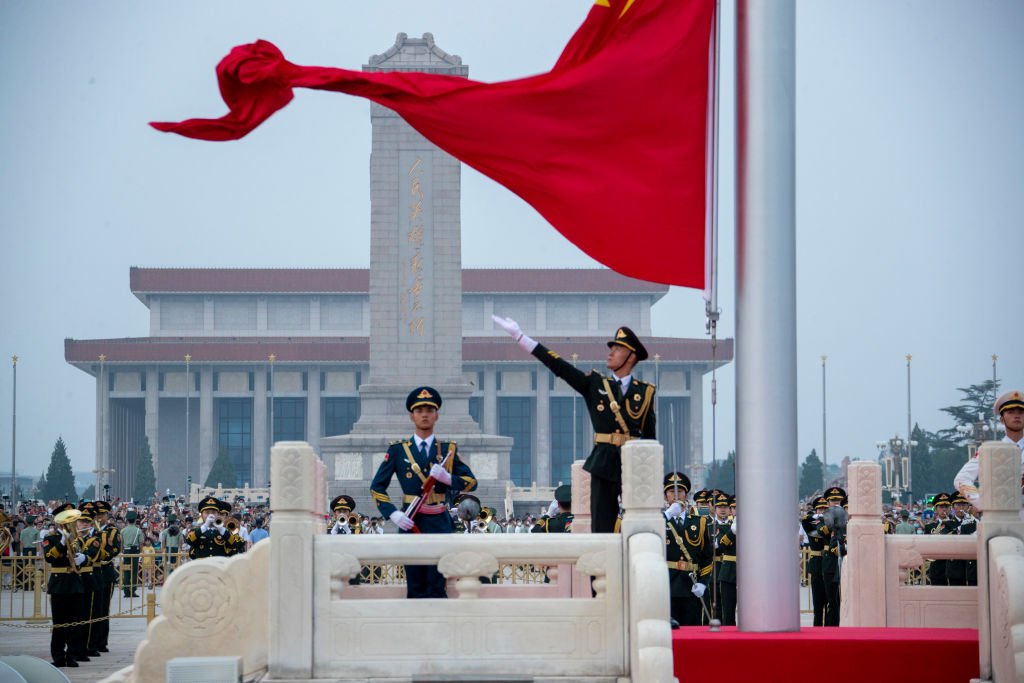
[58,529,68,546]
[731,519,737,534]
[547,500,561,518]
[200,522,211,533]
[330,522,342,535]
[429,464,452,486]
[664,502,683,519]
[691,582,706,598]
[216,525,227,536]
[390,511,416,531]
[491,315,537,353]
[74,553,87,566]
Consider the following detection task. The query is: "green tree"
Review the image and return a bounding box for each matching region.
[133,436,157,503]
[81,484,96,500]
[42,437,77,501]
[705,450,736,493]
[937,380,1001,442]
[33,472,47,500]
[799,449,824,500]
[205,447,238,489]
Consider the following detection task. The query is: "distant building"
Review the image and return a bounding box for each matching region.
[65,267,732,498]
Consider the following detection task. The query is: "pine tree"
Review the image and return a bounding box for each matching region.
[81,484,96,500]
[133,436,157,503]
[205,447,238,489]
[705,451,736,493]
[42,437,77,501]
[799,449,824,500]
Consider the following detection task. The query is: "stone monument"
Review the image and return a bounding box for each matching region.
[320,33,512,509]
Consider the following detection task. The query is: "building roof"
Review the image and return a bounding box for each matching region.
[129,267,669,299]
[65,336,732,373]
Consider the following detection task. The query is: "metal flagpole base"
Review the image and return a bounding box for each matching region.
[708,618,722,632]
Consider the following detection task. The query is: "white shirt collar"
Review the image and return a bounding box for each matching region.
[1002,434,1024,450]
[414,434,435,452]
[616,374,632,392]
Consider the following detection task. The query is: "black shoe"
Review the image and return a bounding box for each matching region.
[130,592,139,597]
[670,618,681,630]
[98,646,109,653]
[65,659,79,668]
[87,649,101,657]
[50,660,66,668]
[73,655,90,662]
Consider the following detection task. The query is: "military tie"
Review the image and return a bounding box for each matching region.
[420,442,429,463]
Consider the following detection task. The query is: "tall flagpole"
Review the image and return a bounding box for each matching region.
[735,0,798,632]
[906,354,912,503]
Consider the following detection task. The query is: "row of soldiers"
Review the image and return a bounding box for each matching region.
[801,487,848,627]
[40,495,246,668]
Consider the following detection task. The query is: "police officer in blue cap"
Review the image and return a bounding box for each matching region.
[370,386,478,598]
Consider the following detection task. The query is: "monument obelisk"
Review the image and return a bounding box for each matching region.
[321,34,512,508]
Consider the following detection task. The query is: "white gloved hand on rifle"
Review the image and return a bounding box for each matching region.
[691,582,706,598]
[491,315,538,353]
[664,502,683,520]
[429,463,452,486]
[389,511,416,531]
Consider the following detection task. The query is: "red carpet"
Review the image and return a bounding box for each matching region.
[673,626,979,683]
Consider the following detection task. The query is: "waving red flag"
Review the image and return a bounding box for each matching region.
[152,0,716,289]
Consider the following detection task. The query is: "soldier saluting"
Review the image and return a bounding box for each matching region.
[493,316,656,533]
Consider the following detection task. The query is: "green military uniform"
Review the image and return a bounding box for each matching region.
[120,512,143,597]
[801,496,829,626]
[529,327,656,533]
[946,491,977,586]
[533,485,574,533]
[91,500,120,652]
[711,492,736,626]
[185,497,246,559]
[75,502,103,658]
[818,487,847,626]
[924,493,957,586]
[663,473,712,626]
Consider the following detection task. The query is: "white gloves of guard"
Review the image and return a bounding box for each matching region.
[492,315,538,353]
[547,500,561,518]
[731,519,737,534]
[74,553,87,566]
[691,582,706,598]
[330,522,342,535]
[664,502,683,520]
[216,525,227,536]
[390,511,416,531]
[429,463,452,486]
[58,529,68,546]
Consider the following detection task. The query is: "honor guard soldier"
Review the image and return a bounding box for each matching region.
[946,491,977,586]
[534,485,574,533]
[75,502,104,659]
[711,491,737,626]
[493,316,656,534]
[802,496,829,626]
[663,473,713,626]
[329,495,361,535]
[923,492,956,586]
[185,497,245,559]
[43,503,89,669]
[819,486,847,625]
[91,500,120,653]
[370,386,478,598]
[955,389,1024,507]
[692,489,710,516]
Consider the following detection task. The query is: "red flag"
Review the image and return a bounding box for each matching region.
[152,0,716,289]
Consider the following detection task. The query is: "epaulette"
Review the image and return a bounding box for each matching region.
[389,439,406,446]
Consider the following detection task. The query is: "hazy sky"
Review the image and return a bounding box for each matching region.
[1,1,1021,480]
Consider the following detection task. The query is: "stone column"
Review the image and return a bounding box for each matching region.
[198,367,214,485]
[252,370,268,488]
[269,441,324,678]
[95,366,110,494]
[842,460,885,626]
[145,368,159,485]
[307,367,321,454]
[571,461,592,534]
[535,371,551,485]
[483,367,498,435]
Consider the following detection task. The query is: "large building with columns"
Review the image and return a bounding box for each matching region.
[65,266,731,499]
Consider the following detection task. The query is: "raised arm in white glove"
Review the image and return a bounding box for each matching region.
[429,463,453,486]
[491,315,538,353]
[389,510,416,531]
[74,553,87,566]
[664,502,683,520]
[547,500,561,518]
[691,582,706,598]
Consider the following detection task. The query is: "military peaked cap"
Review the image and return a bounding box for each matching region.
[607,326,649,361]
[554,484,572,504]
[664,472,691,493]
[933,492,952,507]
[330,495,356,513]
[825,486,847,501]
[995,390,1024,415]
[198,496,221,514]
[407,386,442,412]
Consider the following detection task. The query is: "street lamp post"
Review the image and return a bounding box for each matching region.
[9,355,16,506]
[821,354,827,490]
[956,418,994,461]
[876,434,917,505]
[185,354,192,493]
[905,354,913,500]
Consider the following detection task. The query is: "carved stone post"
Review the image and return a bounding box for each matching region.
[974,441,1023,682]
[620,439,666,540]
[571,460,592,534]
[842,460,885,626]
[269,441,324,678]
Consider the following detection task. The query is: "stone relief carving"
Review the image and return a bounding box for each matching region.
[164,562,240,638]
[328,550,362,601]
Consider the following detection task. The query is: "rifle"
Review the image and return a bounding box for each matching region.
[404,443,456,534]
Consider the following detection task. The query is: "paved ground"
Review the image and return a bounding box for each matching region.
[0,590,157,683]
